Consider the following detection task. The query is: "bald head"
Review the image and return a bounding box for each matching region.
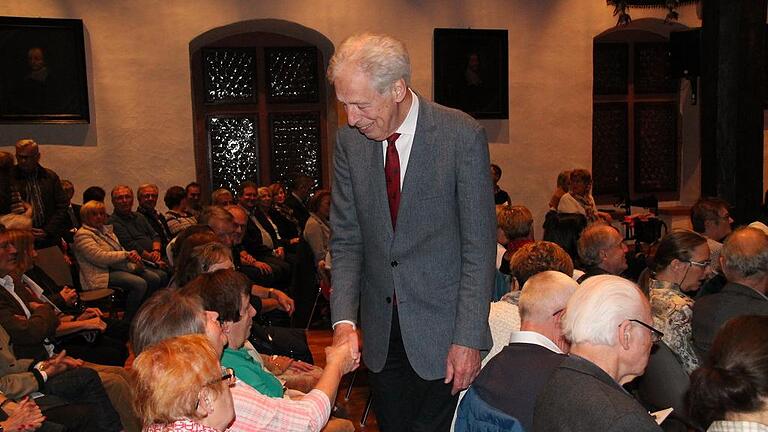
[721,227,768,288]
[15,139,40,174]
[519,271,579,324]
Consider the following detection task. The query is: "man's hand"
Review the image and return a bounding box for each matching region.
[43,350,82,377]
[27,302,51,313]
[59,287,78,306]
[274,247,285,259]
[332,323,360,366]
[444,344,481,395]
[80,317,107,332]
[30,228,46,239]
[326,331,360,374]
[271,290,295,316]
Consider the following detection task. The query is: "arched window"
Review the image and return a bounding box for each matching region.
[189,22,334,198]
[592,19,689,203]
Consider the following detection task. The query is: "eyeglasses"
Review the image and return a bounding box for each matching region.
[686,259,711,269]
[628,319,664,343]
[196,368,236,410]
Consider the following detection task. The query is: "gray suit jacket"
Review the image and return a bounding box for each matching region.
[330,98,496,379]
[534,355,662,432]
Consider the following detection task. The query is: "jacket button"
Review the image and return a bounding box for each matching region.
[386,297,392,304]
[391,261,398,267]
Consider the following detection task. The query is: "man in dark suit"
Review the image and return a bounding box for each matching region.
[285,174,312,231]
[456,271,577,431]
[534,275,662,431]
[692,226,768,359]
[327,33,496,431]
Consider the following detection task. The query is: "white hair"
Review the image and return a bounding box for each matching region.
[327,33,411,93]
[563,275,645,346]
[519,271,578,323]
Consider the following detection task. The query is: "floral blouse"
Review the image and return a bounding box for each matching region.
[649,278,699,374]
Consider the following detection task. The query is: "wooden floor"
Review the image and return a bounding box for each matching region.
[307,330,380,432]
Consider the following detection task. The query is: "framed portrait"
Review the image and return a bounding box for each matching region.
[0,17,90,123]
[433,28,508,119]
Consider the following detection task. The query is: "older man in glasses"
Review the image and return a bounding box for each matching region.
[534,275,663,432]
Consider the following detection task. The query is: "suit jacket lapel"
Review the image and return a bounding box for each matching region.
[398,100,435,235]
[363,133,394,238]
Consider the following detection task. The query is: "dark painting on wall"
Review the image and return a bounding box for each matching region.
[433,28,508,119]
[0,17,90,123]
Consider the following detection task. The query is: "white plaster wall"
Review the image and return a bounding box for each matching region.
[0,0,701,222]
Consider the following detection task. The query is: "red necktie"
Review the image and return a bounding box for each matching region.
[385,133,401,229]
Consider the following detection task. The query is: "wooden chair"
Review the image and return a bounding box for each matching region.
[35,245,118,309]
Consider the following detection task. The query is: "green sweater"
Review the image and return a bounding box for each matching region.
[221,346,284,398]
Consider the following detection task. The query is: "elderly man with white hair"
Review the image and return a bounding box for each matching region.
[534,275,663,432]
[455,271,578,432]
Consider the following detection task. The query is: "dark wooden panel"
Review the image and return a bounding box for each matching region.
[594,43,629,95]
[634,42,677,94]
[592,103,629,197]
[634,102,678,193]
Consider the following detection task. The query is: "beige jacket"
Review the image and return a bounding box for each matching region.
[73,224,130,291]
[0,324,39,399]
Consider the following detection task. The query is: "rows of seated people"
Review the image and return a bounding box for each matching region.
[453,166,768,431]
[0,139,352,432]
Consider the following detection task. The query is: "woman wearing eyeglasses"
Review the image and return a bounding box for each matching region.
[645,230,712,374]
[133,334,235,432]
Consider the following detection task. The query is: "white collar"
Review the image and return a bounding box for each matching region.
[509,330,563,354]
[391,89,419,139]
[0,275,13,291]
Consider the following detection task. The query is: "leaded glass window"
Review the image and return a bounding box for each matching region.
[203,48,257,104]
[265,47,319,103]
[269,112,321,186]
[207,116,259,191]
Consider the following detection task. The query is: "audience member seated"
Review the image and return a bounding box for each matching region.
[548,169,571,210]
[690,197,733,273]
[163,186,197,237]
[136,184,172,249]
[303,190,331,266]
[237,182,292,285]
[576,223,628,283]
[496,205,534,276]
[211,188,234,207]
[491,163,510,206]
[167,224,214,267]
[60,179,81,243]
[133,334,235,432]
[11,140,69,248]
[488,241,574,361]
[107,185,169,282]
[130,289,359,432]
[456,271,577,432]
[181,270,322,396]
[556,168,611,223]
[268,183,301,240]
[225,205,276,287]
[255,187,300,253]
[692,227,768,359]
[691,197,733,297]
[185,182,204,217]
[0,324,122,432]
[8,228,128,366]
[643,230,711,374]
[542,210,587,267]
[689,315,768,431]
[534,275,663,432]
[73,200,160,321]
[285,174,313,231]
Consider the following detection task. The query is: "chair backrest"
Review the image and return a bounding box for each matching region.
[35,246,74,286]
